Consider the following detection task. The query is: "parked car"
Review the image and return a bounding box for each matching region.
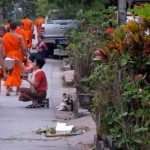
[41,9,78,56]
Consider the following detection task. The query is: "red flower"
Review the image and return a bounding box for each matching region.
[136,74,143,80]
[144,42,149,48]
[142,50,150,57]
[109,44,116,50]
[106,27,113,34]
[137,88,143,94]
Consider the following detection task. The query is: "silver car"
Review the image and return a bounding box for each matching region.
[41,10,78,56]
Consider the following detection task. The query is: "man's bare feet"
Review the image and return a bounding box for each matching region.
[6,87,11,96]
[6,86,14,92]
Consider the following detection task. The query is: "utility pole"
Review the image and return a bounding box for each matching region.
[118,0,127,25]
[0,5,3,21]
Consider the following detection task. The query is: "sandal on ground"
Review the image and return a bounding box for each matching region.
[6,87,11,96]
[6,87,14,92]
[15,88,20,96]
[26,104,41,108]
[6,92,11,96]
[15,91,20,96]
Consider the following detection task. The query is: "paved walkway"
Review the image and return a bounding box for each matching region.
[0,58,96,150]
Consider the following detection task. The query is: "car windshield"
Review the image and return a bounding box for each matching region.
[48,10,76,20]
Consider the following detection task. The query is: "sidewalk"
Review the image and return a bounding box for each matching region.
[0,58,96,150]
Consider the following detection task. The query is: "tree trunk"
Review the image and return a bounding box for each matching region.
[0,5,4,21]
[118,0,127,25]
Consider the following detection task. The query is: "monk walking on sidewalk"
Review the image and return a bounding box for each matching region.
[21,14,34,50]
[0,26,7,80]
[3,22,27,96]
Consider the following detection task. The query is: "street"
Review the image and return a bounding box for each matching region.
[0,58,96,150]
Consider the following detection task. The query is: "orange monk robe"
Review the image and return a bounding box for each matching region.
[16,27,30,52]
[41,17,45,23]
[26,30,33,48]
[15,27,28,46]
[3,33,23,87]
[4,24,10,32]
[24,30,29,45]
[15,27,30,67]
[21,18,33,48]
[23,31,30,67]
[35,18,45,36]
[4,24,10,29]
[24,56,30,67]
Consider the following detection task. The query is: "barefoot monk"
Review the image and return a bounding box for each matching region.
[3,22,27,96]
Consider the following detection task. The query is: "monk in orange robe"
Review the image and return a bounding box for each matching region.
[34,15,45,36]
[4,19,12,32]
[3,22,27,96]
[15,21,30,67]
[16,22,28,46]
[0,26,7,80]
[21,14,34,49]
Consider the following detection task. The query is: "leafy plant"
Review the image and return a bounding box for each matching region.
[92,15,150,149]
[66,3,150,149]
[66,6,117,94]
[132,3,150,17]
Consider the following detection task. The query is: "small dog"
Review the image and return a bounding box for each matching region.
[56,93,73,111]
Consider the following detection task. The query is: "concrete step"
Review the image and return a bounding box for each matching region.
[63,70,75,86]
[62,58,71,71]
[78,108,91,117]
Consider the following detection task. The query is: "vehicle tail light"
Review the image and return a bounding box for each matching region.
[41,27,45,34]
